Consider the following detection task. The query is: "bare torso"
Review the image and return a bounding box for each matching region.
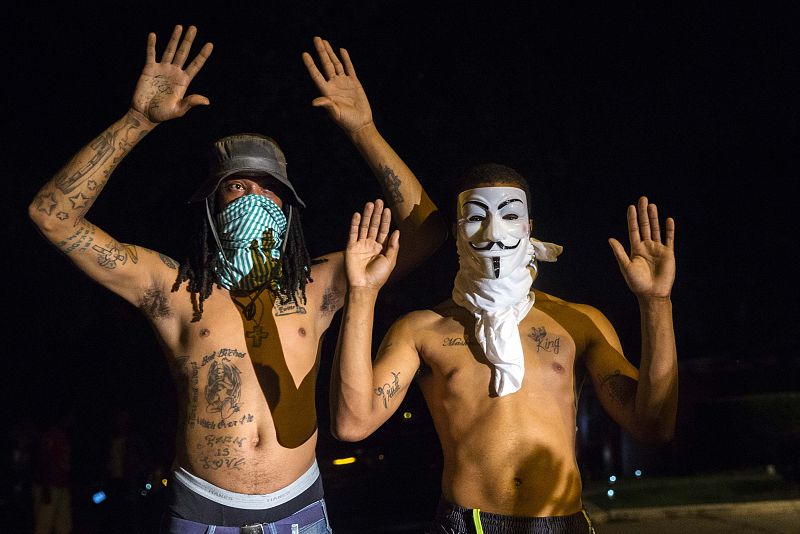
[410,290,603,516]
[149,257,343,494]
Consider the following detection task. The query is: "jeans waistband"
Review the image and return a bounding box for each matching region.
[163,499,326,534]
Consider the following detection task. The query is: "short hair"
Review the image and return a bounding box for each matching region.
[455,163,532,218]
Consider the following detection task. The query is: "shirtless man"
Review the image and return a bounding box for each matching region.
[28,25,445,533]
[332,163,678,533]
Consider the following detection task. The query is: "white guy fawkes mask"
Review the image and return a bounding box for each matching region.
[456,187,534,279]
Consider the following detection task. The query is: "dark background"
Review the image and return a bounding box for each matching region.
[3,1,799,531]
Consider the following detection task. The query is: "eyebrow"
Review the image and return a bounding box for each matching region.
[498,198,524,209]
[463,200,489,210]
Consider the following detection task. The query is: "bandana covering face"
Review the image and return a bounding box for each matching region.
[452,187,562,397]
[214,194,287,291]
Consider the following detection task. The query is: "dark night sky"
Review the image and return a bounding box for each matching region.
[4,0,799,488]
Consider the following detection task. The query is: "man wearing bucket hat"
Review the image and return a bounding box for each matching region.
[29,25,446,533]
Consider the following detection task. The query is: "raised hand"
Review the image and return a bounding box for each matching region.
[346,199,400,289]
[608,196,676,299]
[131,25,213,123]
[302,36,373,133]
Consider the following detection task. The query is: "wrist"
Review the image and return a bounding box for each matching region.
[127,108,158,130]
[637,295,672,312]
[346,121,378,144]
[346,285,381,301]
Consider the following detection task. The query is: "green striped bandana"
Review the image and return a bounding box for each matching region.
[213,194,287,291]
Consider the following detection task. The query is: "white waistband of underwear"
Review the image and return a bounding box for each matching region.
[173,459,320,510]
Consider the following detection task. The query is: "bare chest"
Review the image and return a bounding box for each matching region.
[420,309,578,396]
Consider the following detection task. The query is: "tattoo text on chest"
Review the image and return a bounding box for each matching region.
[528,326,561,354]
[442,335,474,347]
[375,372,401,409]
[274,301,307,316]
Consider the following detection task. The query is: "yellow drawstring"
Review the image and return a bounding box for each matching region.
[472,508,484,534]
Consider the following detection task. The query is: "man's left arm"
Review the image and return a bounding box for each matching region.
[302,37,447,282]
[587,196,678,443]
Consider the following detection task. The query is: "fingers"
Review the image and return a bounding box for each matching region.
[172,25,196,68]
[348,212,361,245]
[322,38,345,76]
[626,204,641,246]
[630,196,674,246]
[184,42,213,79]
[608,238,630,269]
[145,32,157,65]
[664,217,676,250]
[313,36,336,79]
[384,230,400,265]
[302,50,326,90]
[340,47,358,78]
[636,196,651,242]
[354,200,391,244]
[160,25,183,64]
[376,203,391,245]
[358,202,375,241]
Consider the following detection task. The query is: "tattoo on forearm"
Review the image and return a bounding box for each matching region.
[375,371,401,409]
[528,326,561,354]
[55,132,114,194]
[379,165,404,204]
[139,285,172,319]
[600,370,636,407]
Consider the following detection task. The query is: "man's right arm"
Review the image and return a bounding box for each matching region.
[330,201,422,442]
[28,110,164,305]
[28,25,212,307]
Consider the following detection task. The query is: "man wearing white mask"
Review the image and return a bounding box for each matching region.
[332,163,678,533]
[28,26,446,533]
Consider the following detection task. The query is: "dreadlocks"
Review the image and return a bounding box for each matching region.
[173,194,315,322]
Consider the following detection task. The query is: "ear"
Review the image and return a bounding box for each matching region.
[528,218,534,234]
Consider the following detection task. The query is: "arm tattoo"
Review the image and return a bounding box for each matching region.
[55,132,114,194]
[379,165,404,205]
[600,370,637,407]
[158,253,178,269]
[56,222,96,255]
[374,371,402,409]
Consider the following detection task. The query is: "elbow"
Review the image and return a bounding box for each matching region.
[629,422,675,445]
[330,416,373,443]
[28,199,62,237]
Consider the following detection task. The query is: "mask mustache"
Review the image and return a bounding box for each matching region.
[469,239,522,251]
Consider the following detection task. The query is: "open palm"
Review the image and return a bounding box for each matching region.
[609,196,676,298]
[131,25,213,123]
[346,200,400,289]
[302,36,373,133]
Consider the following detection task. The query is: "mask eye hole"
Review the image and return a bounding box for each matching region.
[467,215,485,222]
[503,214,519,220]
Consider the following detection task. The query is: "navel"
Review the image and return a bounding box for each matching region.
[200,328,210,338]
[514,477,523,487]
